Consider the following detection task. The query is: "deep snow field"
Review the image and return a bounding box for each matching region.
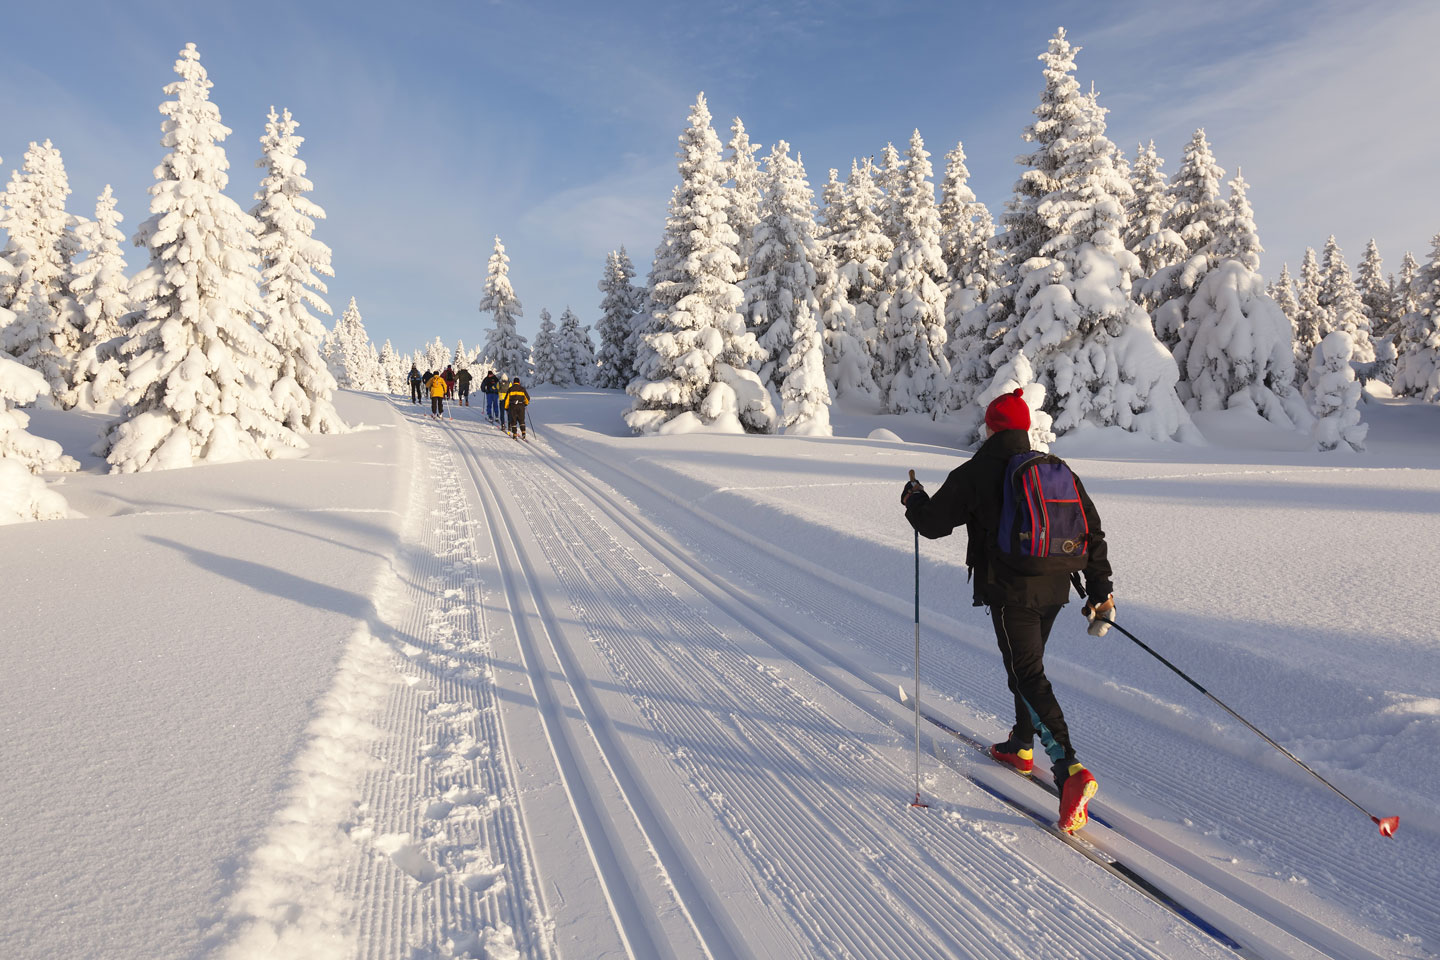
[2,387,1437,960]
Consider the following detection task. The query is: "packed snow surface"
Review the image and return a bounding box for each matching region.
[3,387,1437,960]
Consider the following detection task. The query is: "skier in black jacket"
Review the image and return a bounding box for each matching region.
[902,389,1115,833]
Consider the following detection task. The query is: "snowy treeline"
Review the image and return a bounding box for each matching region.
[0,43,361,493]
[590,27,1437,446]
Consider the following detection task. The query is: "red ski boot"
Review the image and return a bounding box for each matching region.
[987,742,1034,775]
[1057,764,1098,833]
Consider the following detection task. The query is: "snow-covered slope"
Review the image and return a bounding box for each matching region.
[3,387,1435,960]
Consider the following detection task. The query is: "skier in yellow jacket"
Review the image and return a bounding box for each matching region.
[428,369,447,418]
[504,378,530,440]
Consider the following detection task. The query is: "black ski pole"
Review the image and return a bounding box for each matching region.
[908,470,927,809]
[1094,614,1398,837]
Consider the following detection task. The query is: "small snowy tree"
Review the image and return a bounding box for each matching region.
[1319,235,1374,362]
[530,308,559,384]
[1357,239,1391,336]
[1395,234,1440,400]
[452,340,469,374]
[378,340,404,393]
[424,336,449,374]
[1391,250,1421,343]
[1293,247,1327,372]
[626,93,773,434]
[477,236,531,377]
[1179,261,1310,427]
[983,29,1189,442]
[938,140,999,410]
[1267,263,1298,330]
[0,141,83,401]
[67,186,132,412]
[0,346,73,523]
[1124,141,1186,300]
[814,168,872,402]
[1305,331,1367,450]
[594,248,642,389]
[1145,129,1228,353]
[332,297,376,388]
[251,106,345,434]
[744,140,822,397]
[104,44,299,473]
[876,130,950,414]
[725,118,763,278]
[826,158,890,402]
[555,307,596,386]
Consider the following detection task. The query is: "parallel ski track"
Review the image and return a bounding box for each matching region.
[447,417,733,960]
[440,412,1233,960]
[520,421,1406,960]
[341,424,552,958]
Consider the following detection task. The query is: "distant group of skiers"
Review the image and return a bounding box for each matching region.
[406,363,530,439]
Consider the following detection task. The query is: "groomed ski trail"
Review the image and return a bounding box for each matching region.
[523,418,1420,960]
[425,405,1239,960]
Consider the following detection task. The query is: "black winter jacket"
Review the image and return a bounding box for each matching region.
[904,429,1113,608]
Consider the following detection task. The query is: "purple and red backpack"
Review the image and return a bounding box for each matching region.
[996,452,1090,576]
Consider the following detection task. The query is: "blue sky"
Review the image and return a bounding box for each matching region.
[5,0,1437,356]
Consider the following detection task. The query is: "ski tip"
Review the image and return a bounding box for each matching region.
[898,684,908,703]
[1375,815,1399,837]
[908,468,916,481]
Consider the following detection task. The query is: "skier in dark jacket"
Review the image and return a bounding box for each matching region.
[442,365,456,399]
[408,365,423,403]
[456,368,473,406]
[902,389,1115,833]
[481,371,502,423]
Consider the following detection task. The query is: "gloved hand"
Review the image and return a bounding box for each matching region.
[901,470,924,506]
[1082,595,1116,637]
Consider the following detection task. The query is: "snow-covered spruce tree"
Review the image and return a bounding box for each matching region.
[0,141,82,400]
[1145,129,1229,353]
[875,130,949,415]
[1267,263,1298,330]
[1392,250,1421,342]
[530,308,559,385]
[1292,247,1327,372]
[1357,239,1391,336]
[827,158,890,400]
[1319,235,1374,362]
[66,186,132,412]
[626,93,773,434]
[104,44,300,473]
[452,340,469,374]
[379,340,404,393]
[251,106,345,434]
[744,140,822,396]
[477,236,532,377]
[982,29,1189,442]
[424,336,449,374]
[332,297,375,388]
[0,344,72,523]
[725,118,763,278]
[938,140,999,410]
[1305,331,1367,449]
[814,168,873,402]
[555,307,596,386]
[876,143,904,250]
[594,248,642,389]
[1123,141,1187,308]
[1394,234,1440,400]
[1169,169,1307,426]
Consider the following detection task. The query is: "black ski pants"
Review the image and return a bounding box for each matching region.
[508,406,526,434]
[991,603,1074,769]
[410,381,422,402]
[431,396,444,416]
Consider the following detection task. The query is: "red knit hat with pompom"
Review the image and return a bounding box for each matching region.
[984,388,1031,434]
